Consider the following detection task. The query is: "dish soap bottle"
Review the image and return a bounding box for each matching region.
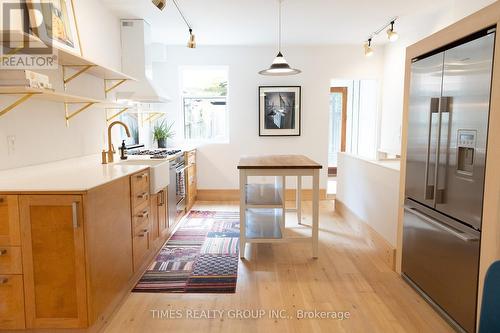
[119,140,128,160]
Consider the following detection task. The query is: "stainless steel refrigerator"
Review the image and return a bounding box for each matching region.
[402,27,496,333]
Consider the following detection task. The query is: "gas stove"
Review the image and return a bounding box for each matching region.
[128,148,182,159]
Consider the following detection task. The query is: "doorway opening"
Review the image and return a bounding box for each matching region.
[328,87,347,177]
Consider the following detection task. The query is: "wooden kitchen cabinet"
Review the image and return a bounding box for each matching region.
[185,150,197,211]
[0,195,20,246]
[0,274,25,329]
[19,195,88,329]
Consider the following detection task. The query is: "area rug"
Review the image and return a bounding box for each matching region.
[132,210,239,293]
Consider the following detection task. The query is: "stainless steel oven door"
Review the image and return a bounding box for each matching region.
[176,161,187,214]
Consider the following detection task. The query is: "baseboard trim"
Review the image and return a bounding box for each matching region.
[335,200,396,271]
[197,189,328,202]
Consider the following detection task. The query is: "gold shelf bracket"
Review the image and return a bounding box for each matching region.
[141,112,164,126]
[104,79,127,97]
[62,65,95,88]
[64,102,96,126]
[106,107,129,122]
[0,93,36,117]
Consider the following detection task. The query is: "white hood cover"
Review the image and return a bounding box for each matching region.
[119,19,170,103]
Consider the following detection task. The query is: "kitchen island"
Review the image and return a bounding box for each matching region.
[237,155,322,259]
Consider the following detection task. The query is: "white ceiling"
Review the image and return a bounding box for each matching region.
[100,0,448,46]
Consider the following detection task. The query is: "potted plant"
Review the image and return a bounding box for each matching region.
[153,119,175,148]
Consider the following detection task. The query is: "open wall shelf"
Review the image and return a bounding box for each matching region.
[1,30,138,123]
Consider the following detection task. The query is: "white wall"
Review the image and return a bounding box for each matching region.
[336,152,400,246]
[379,0,496,154]
[0,0,122,170]
[154,45,385,190]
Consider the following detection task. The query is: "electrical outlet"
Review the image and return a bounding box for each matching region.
[7,135,15,155]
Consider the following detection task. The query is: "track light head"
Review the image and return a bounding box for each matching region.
[152,0,166,10]
[187,29,196,48]
[364,38,374,57]
[387,21,399,42]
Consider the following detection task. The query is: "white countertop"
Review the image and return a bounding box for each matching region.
[0,154,151,192]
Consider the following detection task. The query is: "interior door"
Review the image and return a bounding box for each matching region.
[328,87,347,176]
[436,31,495,229]
[19,195,87,329]
[405,52,444,207]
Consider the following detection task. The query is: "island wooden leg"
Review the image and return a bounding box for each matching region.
[312,170,319,258]
[297,175,302,224]
[239,170,247,259]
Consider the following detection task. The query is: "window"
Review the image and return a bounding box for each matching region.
[181,67,228,142]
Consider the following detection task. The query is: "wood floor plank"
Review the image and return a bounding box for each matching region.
[103,201,454,333]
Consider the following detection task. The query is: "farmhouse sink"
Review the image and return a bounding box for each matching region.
[115,159,169,194]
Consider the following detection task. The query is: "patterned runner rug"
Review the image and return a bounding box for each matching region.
[132,210,240,293]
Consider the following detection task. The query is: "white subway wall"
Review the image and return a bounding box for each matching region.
[153,45,385,190]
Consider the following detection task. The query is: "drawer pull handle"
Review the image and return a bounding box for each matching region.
[72,202,79,228]
[0,249,7,256]
[137,173,148,179]
[0,278,8,284]
[138,210,149,218]
[138,192,148,199]
[138,229,149,237]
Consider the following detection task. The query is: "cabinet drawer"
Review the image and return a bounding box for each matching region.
[132,225,151,272]
[131,170,150,195]
[0,275,25,329]
[0,195,20,246]
[132,188,150,210]
[0,247,22,274]
[132,201,150,227]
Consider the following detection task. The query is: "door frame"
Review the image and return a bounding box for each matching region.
[329,86,348,176]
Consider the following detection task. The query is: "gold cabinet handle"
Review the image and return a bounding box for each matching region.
[0,278,8,284]
[0,249,6,256]
[138,192,149,199]
[138,229,149,237]
[72,202,79,228]
[137,173,148,179]
[138,210,149,218]
[158,190,165,206]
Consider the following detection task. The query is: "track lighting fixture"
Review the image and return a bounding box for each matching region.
[153,0,196,48]
[363,17,399,56]
[364,39,374,57]
[387,21,399,42]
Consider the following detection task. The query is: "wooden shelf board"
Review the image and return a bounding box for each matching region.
[245,183,282,207]
[245,209,283,240]
[0,86,101,103]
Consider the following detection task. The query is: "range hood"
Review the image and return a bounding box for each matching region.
[118,19,170,103]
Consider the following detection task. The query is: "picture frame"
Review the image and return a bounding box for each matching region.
[259,86,301,136]
[27,0,82,56]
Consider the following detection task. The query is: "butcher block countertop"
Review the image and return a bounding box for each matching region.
[0,154,149,193]
[237,154,322,169]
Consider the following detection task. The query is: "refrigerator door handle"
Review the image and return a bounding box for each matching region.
[424,98,440,200]
[404,206,479,242]
[435,96,452,204]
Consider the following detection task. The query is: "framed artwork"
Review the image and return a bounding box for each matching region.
[259,86,301,136]
[27,0,81,55]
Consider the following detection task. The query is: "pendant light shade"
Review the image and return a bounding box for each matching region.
[187,28,196,48]
[259,52,301,76]
[386,21,399,42]
[259,0,301,76]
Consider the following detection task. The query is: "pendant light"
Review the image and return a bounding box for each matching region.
[259,0,301,76]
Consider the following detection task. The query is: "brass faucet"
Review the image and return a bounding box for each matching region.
[107,121,131,163]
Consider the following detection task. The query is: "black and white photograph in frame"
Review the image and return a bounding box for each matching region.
[259,86,301,136]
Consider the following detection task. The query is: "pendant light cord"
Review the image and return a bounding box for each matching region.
[278,0,282,52]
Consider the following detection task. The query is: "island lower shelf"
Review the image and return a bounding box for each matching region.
[245,208,283,241]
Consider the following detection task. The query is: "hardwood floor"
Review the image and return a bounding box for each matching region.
[103,200,453,333]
